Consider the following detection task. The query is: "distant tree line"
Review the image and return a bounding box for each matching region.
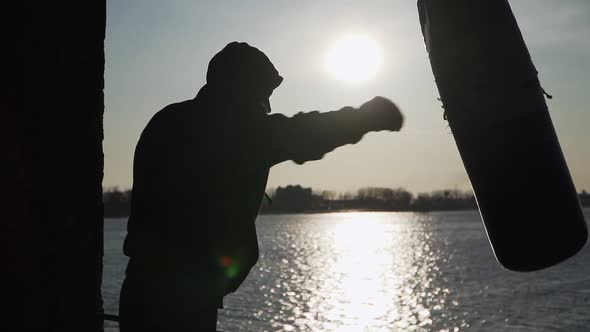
[103,186,590,217]
[580,190,590,207]
[260,185,475,213]
[103,187,131,217]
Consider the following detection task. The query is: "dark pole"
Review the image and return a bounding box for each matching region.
[11,1,106,331]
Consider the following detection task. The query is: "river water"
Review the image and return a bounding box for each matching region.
[103,209,590,331]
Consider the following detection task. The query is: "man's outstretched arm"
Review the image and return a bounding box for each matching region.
[263,97,404,166]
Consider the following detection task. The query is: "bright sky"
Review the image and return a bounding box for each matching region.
[105,0,590,194]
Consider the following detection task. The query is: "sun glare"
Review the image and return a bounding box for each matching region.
[325,35,382,83]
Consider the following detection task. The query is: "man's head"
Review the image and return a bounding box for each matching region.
[206,42,283,113]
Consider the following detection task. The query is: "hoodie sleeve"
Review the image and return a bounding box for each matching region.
[261,106,382,166]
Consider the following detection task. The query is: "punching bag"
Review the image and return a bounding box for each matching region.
[418,0,587,271]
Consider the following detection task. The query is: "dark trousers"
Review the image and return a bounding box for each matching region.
[119,260,220,332]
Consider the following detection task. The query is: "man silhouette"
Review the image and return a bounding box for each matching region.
[119,41,403,331]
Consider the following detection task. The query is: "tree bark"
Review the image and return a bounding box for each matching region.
[10,1,106,331]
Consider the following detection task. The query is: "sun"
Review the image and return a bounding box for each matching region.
[325,35,382,83]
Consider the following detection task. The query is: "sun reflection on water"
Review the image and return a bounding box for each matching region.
[219,212,471,331]
[310,212,446,331]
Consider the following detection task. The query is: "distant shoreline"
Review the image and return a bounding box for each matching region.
[104,206,590,220]
[258,208,480,215]
[103,186,590,219]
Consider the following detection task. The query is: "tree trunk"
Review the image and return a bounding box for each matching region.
[9,1,106,331]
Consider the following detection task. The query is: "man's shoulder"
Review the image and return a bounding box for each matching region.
[144,100,195,130]
[154,99,195,121]
[135,100,196,146]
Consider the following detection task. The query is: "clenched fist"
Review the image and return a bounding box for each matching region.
[359,96,404,132]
